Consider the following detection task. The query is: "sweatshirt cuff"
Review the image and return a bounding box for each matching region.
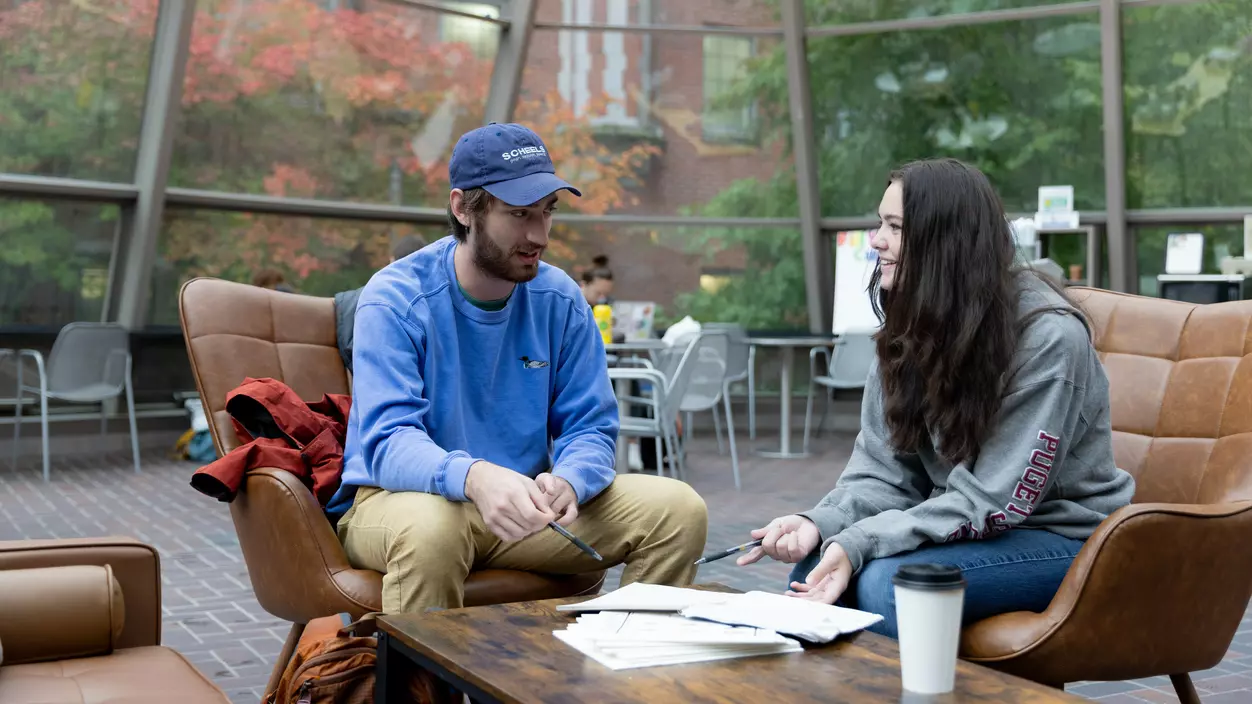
[797,506,850,544]
[826,524,873,574]
[552,466,594,504]
[438,453,477,502]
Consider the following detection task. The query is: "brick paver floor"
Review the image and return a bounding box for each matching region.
[1,430,1249,703]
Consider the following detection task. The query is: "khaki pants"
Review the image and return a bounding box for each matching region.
[338,473,708,613]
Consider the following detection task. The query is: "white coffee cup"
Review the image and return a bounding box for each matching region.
[892,563,966,694]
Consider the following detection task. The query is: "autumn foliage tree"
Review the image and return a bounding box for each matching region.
[0,0,656,324]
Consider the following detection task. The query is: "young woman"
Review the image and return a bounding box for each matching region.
[580,255,614,307]
[738,158,1135,638]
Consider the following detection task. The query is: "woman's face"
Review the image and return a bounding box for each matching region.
[583,278,613,304]
[871,180,904,290]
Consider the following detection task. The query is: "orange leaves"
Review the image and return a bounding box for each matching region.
[514,89,660,216]
[262,164,320,199]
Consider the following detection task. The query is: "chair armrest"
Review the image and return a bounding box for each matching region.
[0,537,161,649]
[13,349,47,391]
[808,345,831,380]
[614,357,655,369]
[0,564,126,664]
[960,501,1252,684]
[607,368,668,387]
[230,468,381,623]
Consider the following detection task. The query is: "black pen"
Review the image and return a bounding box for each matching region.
[694,538,763,565]
[549,521,602,561]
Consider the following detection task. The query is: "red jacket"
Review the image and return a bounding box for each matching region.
[190,377,352,508]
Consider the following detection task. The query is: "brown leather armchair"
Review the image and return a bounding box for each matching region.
[178,277,606,692]
[961,288,1252,703]
[0,537,229,703]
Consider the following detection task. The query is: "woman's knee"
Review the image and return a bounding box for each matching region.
[854,558,899,618]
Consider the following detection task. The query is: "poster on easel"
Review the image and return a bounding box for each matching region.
[833,230,883,335]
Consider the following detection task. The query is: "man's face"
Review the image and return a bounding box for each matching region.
[468,193,559,284]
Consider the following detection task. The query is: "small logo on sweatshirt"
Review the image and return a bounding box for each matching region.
[520,356,549,369]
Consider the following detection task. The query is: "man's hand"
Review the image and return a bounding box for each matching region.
[465,461,556,542]
[535,474,579,526]
[736,514,821,566]
[786,542,853,605]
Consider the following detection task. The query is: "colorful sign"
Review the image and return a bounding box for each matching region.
[833,230,882,335]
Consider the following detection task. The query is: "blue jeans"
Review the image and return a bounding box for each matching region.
[788,528,1084,639]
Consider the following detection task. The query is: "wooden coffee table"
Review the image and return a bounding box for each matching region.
[374,584,1087,703]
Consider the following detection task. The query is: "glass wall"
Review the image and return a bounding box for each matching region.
[1123,1,1252,209]
[516,27,791,218]
[169,0,499,206]
[0,198,118,326]
[2,0,1251,340]
[547,223,806,330]
[810,13,1105,217]
[147,211,447,325]
[1136,224,1244,298]
[0,0,157,181]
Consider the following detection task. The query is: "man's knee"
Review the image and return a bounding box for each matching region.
[602,474,708,554]
[657,477,708,527]
[607,474,707,525]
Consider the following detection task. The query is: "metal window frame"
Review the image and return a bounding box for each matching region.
[531,21,783,36]
[484,0,536,122]
[780,0,828,333]
[110,0,197,330]
[396,0,510,24]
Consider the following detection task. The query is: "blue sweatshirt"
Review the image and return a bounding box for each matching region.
[326,236,619,519]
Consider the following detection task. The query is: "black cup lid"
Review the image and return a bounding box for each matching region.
[891,563,966,590]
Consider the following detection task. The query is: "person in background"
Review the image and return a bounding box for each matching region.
[334,235,428,376]
[580,255,614,307]
[737,158,1134,638]
[251,268,295,293]
[578,254,647,471]
[327,122,707,613]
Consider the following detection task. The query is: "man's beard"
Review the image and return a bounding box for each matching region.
[472,229,541,284]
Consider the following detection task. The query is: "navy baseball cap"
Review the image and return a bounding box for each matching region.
[449,123,582,206]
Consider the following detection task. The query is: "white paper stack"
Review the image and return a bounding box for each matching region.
[680,590,884,643]
[552,583,884,670]
[555,583,737,613]
[553,612,804,670]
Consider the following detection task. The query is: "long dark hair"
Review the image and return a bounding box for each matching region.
[580,254,613,285]
[869,158,1020,466]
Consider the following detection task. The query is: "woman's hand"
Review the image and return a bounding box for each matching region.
[786,542,853,605]
[736,515,821,565]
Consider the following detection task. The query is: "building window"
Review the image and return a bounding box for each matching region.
[701,35,758,144]
[439,2,501,60]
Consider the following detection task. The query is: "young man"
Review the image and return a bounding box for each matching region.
[326,123,708,613]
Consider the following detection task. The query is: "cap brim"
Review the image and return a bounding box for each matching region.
[482,172,582,206]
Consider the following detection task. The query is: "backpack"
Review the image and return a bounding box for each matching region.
[264,612,450,704]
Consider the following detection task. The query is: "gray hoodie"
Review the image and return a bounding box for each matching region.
[799,273,1135,573]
